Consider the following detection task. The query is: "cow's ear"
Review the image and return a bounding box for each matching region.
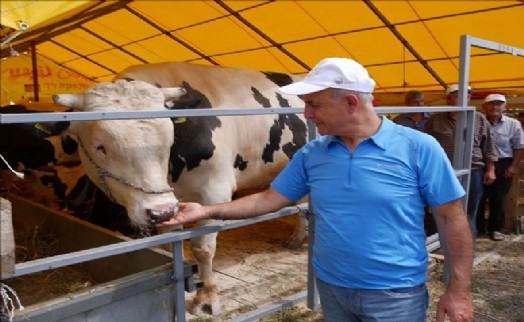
[165,98,202,110]
[161,87,186,100]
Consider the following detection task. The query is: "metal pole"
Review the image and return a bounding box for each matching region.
[172,241,186,322]
[30,42,40,102]
[306,119,320,310]
[443,35,475,284]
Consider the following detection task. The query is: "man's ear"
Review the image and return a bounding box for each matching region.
[345,93,359,111]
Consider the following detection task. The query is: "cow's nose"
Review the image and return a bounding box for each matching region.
[146,204,178,225]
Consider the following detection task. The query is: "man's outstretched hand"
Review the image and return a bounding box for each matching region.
[156,202,208,226]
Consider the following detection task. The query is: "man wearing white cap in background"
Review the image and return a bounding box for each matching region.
[477,94,524,241]
[162,58,473,322]
[424,84,497,239]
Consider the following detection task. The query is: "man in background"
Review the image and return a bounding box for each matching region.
[393,90,430,131]
[424,84,497,238]
[477,94,524,241]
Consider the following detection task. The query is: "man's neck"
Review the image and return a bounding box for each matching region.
[487,115,502,124]
[340,114,382,151]
[408,112,424,122]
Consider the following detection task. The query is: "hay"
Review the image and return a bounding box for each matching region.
[5,226,94,306]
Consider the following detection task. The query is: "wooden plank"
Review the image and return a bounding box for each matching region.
[0,197,15,279]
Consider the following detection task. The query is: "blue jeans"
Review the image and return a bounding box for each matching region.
[316,278,428,322]
[467,168,485,238]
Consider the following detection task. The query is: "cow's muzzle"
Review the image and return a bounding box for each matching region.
[146,206,177,225]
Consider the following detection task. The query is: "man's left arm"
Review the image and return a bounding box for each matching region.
[506,119,524,177]
[484,161,496,185]
[432,198,474,322]
[505,148,524,177]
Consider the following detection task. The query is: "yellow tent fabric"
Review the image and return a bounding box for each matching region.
[0,54,94,106]
[0,1,90,30]
[1,0,523,106]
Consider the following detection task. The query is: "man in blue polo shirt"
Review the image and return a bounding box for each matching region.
[163,58,474,322]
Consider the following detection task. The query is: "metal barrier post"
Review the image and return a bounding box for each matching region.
[172,240,186,322]
[306,119,320,310]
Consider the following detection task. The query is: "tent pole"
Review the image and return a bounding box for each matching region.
[31,42,40,102]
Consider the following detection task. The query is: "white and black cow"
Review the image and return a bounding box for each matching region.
[21,165,138,235]
[0,105,139,235]
[0,105,78,169]
[52,62,308,315]
[0,105,79,195]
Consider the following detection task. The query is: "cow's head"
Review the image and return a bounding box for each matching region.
[53,80,186,226]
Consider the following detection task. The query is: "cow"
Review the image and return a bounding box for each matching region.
[52,62,308,315]
[0,105,78,169]
[0,105,137,235]
[0,105,79,196]
[19,165,138,236]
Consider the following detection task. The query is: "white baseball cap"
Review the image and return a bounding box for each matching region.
[279,58,376,95]
[446,84,473,96]
[484,93,506,103]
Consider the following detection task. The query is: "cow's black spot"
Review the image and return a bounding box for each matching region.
[178,81,212,109]
[251,87,271,107]
[165,81,221,182]
[170,154,186,182]
[263,73,304,103]
[62,135,78,155]
[0,104,29,113]
[40,173,67,198]
[276,92,290,107]
[170,116,221,181]
[50,121,71,135]
[234,154,248,171]
[262,114,307,163]
[262,119,283,163]
[263,72,294,87]
[279,114,307,158]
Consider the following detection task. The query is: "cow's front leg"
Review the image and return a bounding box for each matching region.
[190,228,219,315]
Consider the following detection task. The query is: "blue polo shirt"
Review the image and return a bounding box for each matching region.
[271,117,465,289]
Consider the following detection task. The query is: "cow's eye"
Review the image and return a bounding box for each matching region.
[95,144,107,155]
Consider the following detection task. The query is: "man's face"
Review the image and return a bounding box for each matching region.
[483,100,506,119]
[406,97,424,107]
[447,91,471,106]
[302,89,352,136]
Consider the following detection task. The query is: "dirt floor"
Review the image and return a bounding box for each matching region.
[184,216,524,322]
